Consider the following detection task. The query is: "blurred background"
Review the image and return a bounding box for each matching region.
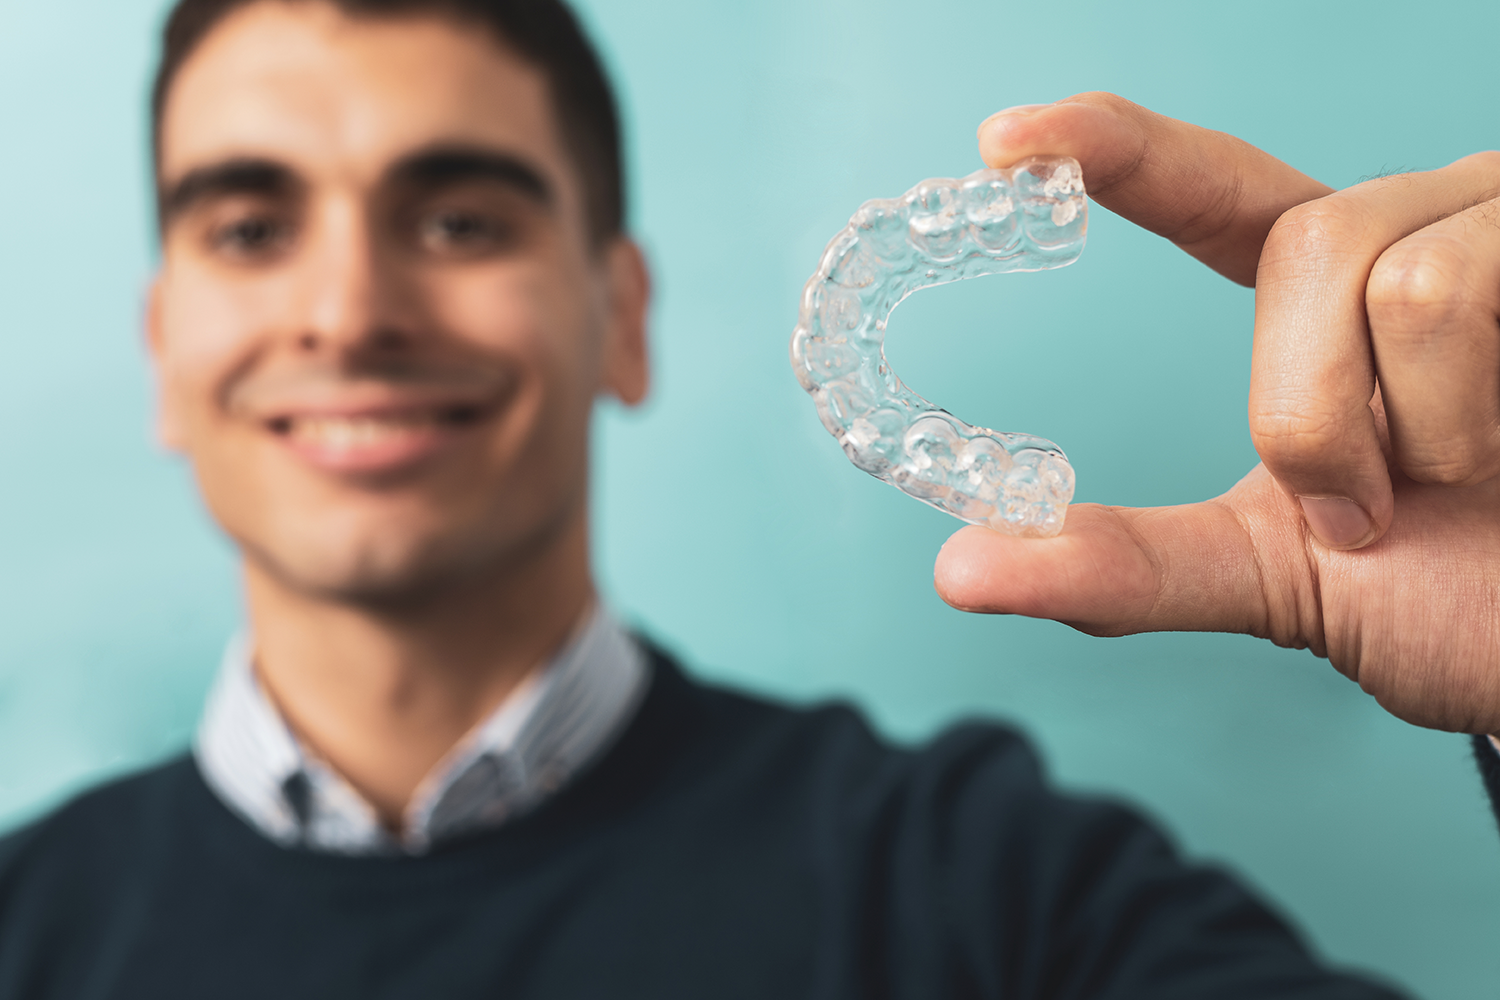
[2,0,1497,994]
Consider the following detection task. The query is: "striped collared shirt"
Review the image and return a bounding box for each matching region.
[193,606,647,855]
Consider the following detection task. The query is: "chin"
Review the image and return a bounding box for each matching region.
[242,488,582,609]
[243,520,506,608]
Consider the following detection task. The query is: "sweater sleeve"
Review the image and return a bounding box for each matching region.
[1471,734,1500,837]
[877,723,1412,1000]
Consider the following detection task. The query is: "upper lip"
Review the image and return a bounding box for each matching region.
[265,399,491,432]
[237,379,510,430]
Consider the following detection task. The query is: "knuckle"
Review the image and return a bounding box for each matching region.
[1263,201,1371,268]
[1404,449,1481,485]
[1397,436,1500,486]
[1248,399,1348,472]
[1367,240,1470,328]
[1453,149,1500,177]
[1065,90,1137,115]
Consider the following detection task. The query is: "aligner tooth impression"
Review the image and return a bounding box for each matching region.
[789,156,1087,537]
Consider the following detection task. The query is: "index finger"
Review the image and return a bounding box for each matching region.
[978,92,1332,285]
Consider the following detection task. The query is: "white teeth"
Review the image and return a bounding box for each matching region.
[287,414,435,450]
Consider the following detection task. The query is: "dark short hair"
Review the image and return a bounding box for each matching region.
[151,0,624,243]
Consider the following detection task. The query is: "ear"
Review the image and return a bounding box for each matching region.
[599,237,651,406]
[145,275,187,452]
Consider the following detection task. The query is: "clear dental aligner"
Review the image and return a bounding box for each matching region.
[789,157,1087,537]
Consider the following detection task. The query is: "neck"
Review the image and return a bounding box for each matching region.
[244,513,594,829]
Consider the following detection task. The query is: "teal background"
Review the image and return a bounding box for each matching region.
[1,0,1497,994]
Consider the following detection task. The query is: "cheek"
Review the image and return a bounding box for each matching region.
[429,266,603,512]
[155,268,274,444]
[431,264,602,401]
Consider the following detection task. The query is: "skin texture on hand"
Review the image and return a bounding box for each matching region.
[940,93,1500,735]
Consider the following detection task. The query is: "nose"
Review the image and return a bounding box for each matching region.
[294,197,412,358]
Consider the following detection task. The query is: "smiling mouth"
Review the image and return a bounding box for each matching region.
[269,404,482,441]
[266,404,488,473]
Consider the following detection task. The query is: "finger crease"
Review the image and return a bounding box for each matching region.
[1296,513,1332,666]
[1111,505,1168,623]
[1169,159,1247,250]
[1083,128,1152,202]
[1219,497,1275,641]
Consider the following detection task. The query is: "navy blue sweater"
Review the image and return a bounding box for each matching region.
[0,649,1450,999]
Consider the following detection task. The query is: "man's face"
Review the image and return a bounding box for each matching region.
[150,1,648,603]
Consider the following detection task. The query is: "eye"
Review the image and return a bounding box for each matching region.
[208,214,292,259]
[417,209,513,256]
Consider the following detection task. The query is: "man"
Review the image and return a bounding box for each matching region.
[0,0,1496,996]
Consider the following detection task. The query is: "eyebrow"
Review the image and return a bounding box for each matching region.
[388,146,553,206]
[158,158,300,227]
[156,146,553,230]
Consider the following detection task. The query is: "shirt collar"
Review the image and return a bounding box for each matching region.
[193,606,647,855]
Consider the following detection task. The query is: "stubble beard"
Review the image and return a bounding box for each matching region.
[235,476,588,615]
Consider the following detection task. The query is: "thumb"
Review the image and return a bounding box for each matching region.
[934,486,1287,638]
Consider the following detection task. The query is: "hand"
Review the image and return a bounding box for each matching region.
[935,93,1500,734]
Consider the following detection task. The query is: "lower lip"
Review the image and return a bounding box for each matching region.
[274,419,479,475]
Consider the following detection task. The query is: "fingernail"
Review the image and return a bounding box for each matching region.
[981,103,1051,129]
[1297,496,1374,549]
